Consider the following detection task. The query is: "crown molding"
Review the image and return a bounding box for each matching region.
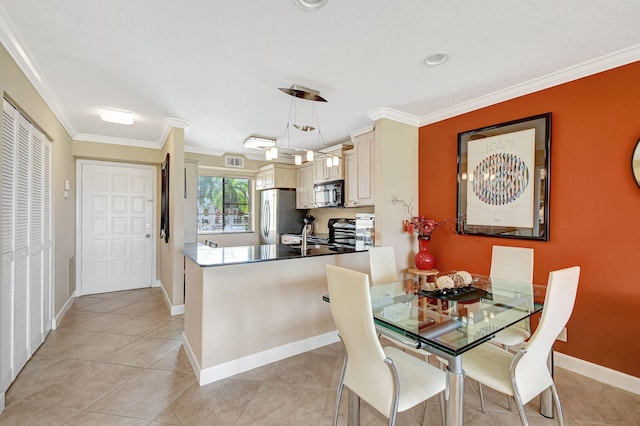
[74,133,163,150]
[0,3,77,138]
[184,145,227,156]
[157,117,192,148]
[419,43,640,126]
[367,107,421,127]
[75,117,192,149]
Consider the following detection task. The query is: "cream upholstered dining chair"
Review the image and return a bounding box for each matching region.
[369,246,401,285]
[489,245,535,349]
[462,266,580,426]
[326,265,446,426]
[369,247,432,363]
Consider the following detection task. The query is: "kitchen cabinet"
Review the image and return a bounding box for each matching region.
[345,130,375,207]
[256,164,296,190]
[296,162,314,209]
[344,149,357,207]
[313,150,344,183]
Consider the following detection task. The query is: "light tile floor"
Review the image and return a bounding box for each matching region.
[1,287,638,425]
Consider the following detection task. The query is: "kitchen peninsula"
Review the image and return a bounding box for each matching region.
[182,242,369,386]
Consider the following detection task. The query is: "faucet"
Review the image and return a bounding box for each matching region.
[301,224,308,252]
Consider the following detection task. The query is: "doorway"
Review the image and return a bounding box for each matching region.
[77,160,156,295]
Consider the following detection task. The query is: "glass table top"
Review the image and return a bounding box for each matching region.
[325,271,546,357]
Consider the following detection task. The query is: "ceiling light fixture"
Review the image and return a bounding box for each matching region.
[294,0,328,12]
[424,51,451,67]
[243,136,276,149]
[99,108,134,125]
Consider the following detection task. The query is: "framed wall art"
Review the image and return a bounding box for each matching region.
[456,113,551,241]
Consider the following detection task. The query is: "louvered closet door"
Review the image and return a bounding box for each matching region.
[0,99,52,393]
[29,128,47,351]
[1,101,16,393]
[13,112,30,377]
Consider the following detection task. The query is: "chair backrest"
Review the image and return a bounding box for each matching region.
[490,246,535,313]
[515,266,580,403]
[490,245,534,283]
[369,246,399,285]
[326,264,395,417]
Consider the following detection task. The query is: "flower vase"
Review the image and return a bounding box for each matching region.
[414,236,435,270]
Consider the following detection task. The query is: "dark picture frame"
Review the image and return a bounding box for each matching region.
[160,153,170,243]
[456,113,551,241]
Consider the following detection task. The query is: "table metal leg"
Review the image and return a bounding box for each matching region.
[348,389,360,426]
[540,350,554,418]
[446,356,465,426]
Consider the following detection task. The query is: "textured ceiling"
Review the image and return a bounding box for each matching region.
[1,1,639,160]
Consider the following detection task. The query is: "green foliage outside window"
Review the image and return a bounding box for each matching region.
[198,176,251,232]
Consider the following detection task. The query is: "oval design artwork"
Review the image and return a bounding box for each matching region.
[471,153,529,205]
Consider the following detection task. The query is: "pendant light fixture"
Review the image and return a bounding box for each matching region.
[271,84,327,163]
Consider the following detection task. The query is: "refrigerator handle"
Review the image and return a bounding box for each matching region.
[263,199,270,238]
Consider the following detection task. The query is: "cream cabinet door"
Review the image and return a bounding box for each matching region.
[355,131,375,205]
[296,163,314,209]
[344,150,358,207]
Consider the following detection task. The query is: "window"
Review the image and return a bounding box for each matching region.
[197,176,252,233]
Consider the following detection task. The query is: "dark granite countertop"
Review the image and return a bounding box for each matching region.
[183,242,360,267]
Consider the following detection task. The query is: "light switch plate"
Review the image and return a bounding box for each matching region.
[557,327,567,342]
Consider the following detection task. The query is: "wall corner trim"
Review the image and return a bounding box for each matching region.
[53,290,77,330]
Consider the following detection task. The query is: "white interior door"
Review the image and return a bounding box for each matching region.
[80,161,155,295]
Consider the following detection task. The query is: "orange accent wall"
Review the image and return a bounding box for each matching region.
[419,61,640,377]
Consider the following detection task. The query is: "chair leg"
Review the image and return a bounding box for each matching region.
[478,382,486,414]
[420,401,427,426]
[349,390,361,426]
[333,382,343,426]
[512,388,529,426]
[550,383,565,426]
[334,350,348,426]
[439,391,446,426]
[502,344,513,411]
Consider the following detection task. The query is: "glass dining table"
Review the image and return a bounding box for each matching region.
[324,272,548,426]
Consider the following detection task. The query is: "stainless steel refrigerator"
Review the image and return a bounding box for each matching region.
[260,189,301,244]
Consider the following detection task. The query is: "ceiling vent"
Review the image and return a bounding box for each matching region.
[225,155,244,168]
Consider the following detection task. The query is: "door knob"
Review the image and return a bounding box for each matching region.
[145,234,151,238]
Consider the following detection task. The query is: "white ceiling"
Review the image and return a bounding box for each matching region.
[1,1,639,160]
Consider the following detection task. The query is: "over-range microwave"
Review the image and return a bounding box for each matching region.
[313,180,344,208]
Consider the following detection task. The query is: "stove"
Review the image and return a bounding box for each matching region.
[328,218,356,249]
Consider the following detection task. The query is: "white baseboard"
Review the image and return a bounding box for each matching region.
[554,351,640,396]
[53,290,77,330]
[184,331,340,386]
[171,304,185,316]
[157,280,185,316]
[182,332,201,381]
